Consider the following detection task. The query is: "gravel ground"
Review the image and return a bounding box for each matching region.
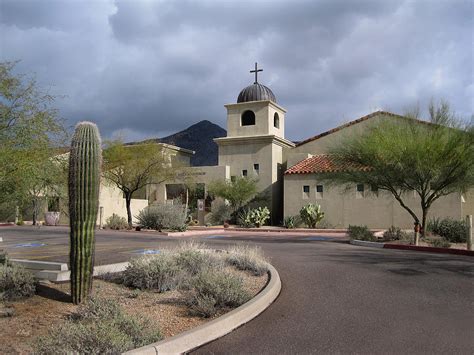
[0,269,268,354]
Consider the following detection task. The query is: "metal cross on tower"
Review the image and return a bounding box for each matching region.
[250,62,263,83]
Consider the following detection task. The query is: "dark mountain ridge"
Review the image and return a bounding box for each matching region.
[134,120,227,166]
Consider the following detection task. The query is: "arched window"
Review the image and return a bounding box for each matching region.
[273,112,280,128]
[241,110,255,126]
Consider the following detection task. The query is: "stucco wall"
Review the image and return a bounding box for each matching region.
[225,101,286,139]
[284,174,463,228]
[98,181,148,225]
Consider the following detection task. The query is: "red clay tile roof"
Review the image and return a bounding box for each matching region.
[285,154,370,175]
[295,110,432,147]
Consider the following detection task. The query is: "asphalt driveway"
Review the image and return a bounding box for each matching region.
[1,226,473,354]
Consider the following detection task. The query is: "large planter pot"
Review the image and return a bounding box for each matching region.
[45,211,61,226]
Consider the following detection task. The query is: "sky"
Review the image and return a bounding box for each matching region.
[1,0,472,142]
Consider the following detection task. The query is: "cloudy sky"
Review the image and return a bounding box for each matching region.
[1,0,472,142]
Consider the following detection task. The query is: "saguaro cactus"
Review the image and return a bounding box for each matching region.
[68,121,101,304]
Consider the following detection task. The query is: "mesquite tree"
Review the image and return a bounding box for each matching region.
[68,122,102,304]
[322,106,473,245]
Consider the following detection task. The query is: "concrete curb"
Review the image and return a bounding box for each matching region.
[384,243,474,256]
[124,263,281,355]
[350,240,384,248]
[350,240,474,256]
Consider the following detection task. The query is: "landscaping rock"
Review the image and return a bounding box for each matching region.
[0,306,16,317]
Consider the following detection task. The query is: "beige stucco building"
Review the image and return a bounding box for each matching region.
[99,70,473,229]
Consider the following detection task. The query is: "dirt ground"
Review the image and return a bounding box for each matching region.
[0,270,268,354]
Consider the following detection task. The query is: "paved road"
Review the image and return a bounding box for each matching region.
[1,226,473,354]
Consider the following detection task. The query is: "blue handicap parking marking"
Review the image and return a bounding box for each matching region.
[205,235,227,239]
[304,236,334,241]
[134,249,161,255]
[14,242,47,248]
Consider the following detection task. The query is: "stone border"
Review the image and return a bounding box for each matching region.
[350,240,474,256]
[124,263,281,355]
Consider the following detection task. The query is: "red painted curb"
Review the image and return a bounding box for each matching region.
[0,223,14,227]
[384,243,474,256]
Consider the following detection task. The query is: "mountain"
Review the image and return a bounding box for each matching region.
[159,120,227,166]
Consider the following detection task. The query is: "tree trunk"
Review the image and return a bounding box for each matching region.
[125,194,133,228]
[32,198,38,226]
[421,207,428,238]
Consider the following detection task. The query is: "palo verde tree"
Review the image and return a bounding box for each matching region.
[208,177,258,213]
[68,122,101,304]
[322,102,474,245]
[103,140,178,228]
[0,61,67,221]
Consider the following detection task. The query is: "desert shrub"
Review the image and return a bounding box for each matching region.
[225,245,269,276]
[427,237,451,248]
[106,214,128,230]
[174,242,222,276]
[383,226,411,242]
[299,203,324,228]
[427,218,468,243]
[186,270,250,317]
[237,207,270,228]
[136,203,187,231]
[208,200,232,225]
[0,263,36,301]
[122,254,183,292]
[237,208,254,228]
[35,297,161,355]
[283,215,298,229]
[347,225,376,241]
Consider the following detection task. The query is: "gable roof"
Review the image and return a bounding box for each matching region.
[284,154,370,175]
[296,110,420,147]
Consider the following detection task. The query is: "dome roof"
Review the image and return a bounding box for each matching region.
[237,82,276,103]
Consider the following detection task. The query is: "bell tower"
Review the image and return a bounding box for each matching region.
[214,63,295,224]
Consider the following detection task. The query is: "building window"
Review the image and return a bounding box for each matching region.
[370,184,379,196]
[274,112,280,128]
[316,184,323,199]
[242,169,248,177]
[231,176,236,182]
[253,163,260,175]
[356,184,364,199]
[241,110,255,126]
[303,185,310,199]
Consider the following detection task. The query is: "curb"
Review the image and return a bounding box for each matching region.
[124,263,281,355]
[384,243,474,256]
[349,240,384,248]
[350,240,474,256]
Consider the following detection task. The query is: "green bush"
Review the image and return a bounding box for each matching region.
[106,214,128,230]
[427,218,468,243]
[383,226,411,242]
[237,207,270,228]
[237,208,255,228]
[299,204,324,228]
[0,263,36,301]
[282,215,298,229]
[208,200,232,225]
[186,270,250,317]
[136,203,187,231]
[35,297,161,354]
[225,245,269,276]
[347,225,376,241]
[122,254,183,292]
[427,237,451,248]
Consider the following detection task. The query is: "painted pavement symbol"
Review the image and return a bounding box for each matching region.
[14,242,47,248]
[134,249,162,255]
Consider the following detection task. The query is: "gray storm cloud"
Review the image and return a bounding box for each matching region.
[0,0,472,141]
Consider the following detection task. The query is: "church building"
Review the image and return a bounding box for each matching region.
[104,64,474,228]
